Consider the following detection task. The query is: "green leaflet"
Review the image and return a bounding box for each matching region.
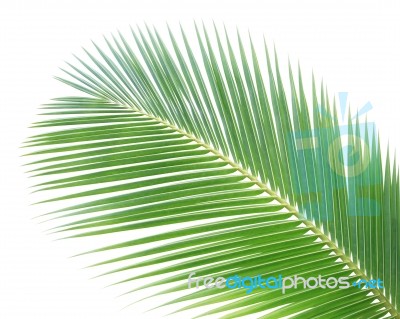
[24,24,399,318]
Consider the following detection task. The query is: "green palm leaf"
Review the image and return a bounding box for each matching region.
[24,24,399,318]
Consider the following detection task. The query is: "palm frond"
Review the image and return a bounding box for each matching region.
[24,24,399,318]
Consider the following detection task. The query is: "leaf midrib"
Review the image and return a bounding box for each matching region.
[125,102,398,316]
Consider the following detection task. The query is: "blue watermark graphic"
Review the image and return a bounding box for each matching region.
[288,92,380,219]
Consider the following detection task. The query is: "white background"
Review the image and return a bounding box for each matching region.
[0,0,399,318]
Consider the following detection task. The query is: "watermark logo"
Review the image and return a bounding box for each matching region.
[288,92,380,218]
[187,272,383,294]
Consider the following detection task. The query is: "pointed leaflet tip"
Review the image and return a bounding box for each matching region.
[353,101,373,120]
[338,92,348,122]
